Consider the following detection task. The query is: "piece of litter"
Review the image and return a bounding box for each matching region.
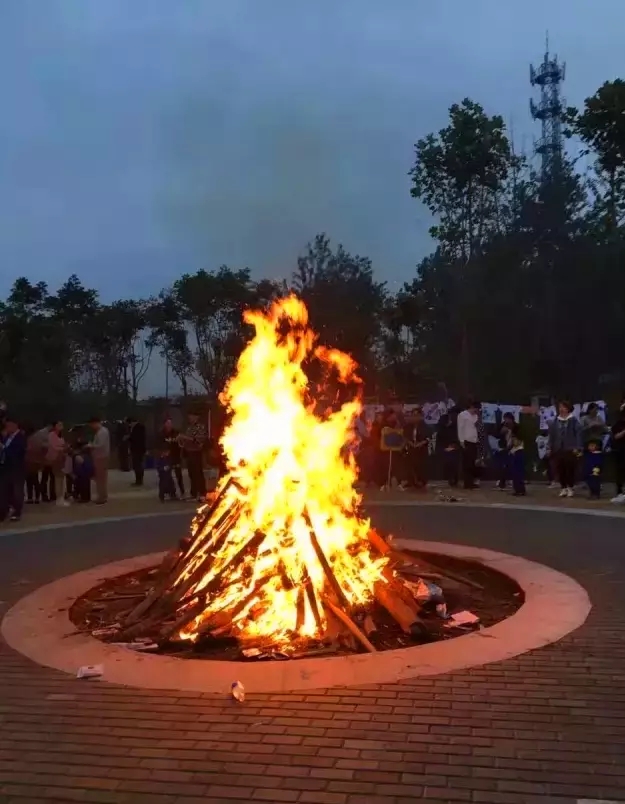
[242,648,262,658]
[449,610,480,626]
[76,664,103,679]
[231,681,245,702]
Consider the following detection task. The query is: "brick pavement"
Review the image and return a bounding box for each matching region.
[0,506,624,802]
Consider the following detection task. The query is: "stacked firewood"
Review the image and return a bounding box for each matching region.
[77,477,482,656]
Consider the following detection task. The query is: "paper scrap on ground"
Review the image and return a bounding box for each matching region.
[76,664,103,679]
[449,610,480,626]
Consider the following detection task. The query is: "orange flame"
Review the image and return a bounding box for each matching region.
[174,295,387,644]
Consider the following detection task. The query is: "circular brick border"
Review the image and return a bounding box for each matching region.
[1,539,591,694]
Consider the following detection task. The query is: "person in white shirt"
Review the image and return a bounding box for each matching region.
[86,416,110,504]
[457,401,480,489]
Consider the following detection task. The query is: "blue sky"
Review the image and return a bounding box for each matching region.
[1,0,623,304]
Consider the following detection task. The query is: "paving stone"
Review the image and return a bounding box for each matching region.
[0,506,624,801]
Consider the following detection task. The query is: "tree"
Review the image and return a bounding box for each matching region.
[147,291,195,398]
[46,274,100,391]
[569,79,625,235]
[171,266,259,400]
[0,278,70,421]
[410,99,517,260]
[408,100,519,394]
[292,233,387,382]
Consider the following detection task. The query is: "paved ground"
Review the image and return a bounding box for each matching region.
[0,504,624,803]
[5,476,625,535]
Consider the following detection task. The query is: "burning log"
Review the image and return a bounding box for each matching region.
[159,595,207,641]
[374,581,422,634]
[323,597,376,653]
[305,510,350,611]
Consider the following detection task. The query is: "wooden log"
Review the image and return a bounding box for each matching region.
[184,476,237,556]
[363,614,377,637]
[322,607,342,645]
[374,581,421,634]
[295,586,305,633]
[304,510,350,611]
[322,596,377,653]
[159,596,207,641]
[416,556,485,591]
[391,549,484,591]
[304,579,323,634]
[162,504,248,606]
[383,572,421,616]
[203,574,271,636]
[367,529,392,556]
[278,561,295,591]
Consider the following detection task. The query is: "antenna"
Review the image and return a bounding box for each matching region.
[529,34,566,182]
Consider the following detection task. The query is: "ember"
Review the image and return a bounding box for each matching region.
[95,296,492,657]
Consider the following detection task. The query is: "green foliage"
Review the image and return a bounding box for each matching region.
[292,233,387,381]
[569,79,625,234]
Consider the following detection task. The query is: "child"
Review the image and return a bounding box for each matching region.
[509,433,526,497]
[72,438,93,503]
[584,439,603,500]
[156,447,177,502]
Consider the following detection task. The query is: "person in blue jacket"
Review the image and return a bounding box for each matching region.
[0,413,27,522]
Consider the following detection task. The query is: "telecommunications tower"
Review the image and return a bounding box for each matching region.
[530,35,566,181]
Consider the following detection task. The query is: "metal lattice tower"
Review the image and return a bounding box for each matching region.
[529,34,566,181]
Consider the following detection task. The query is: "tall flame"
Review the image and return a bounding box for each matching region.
[174,295,387,644]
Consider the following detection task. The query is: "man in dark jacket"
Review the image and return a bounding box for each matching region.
[0,414,27,522]
[125,417,147,486]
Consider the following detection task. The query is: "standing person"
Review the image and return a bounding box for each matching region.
[535,430,552,484]
[155,417,185,501]
[437,412,460,488]
[509,432,526,497]
[548,400,582,498]
[610,398,625,504]
[86,417,110,505]
[581,403,608,450]
[403,408,430,490]
[584,439,603,500]
[179,411,207,501]
[24,424,44,504]
[369,412,386,489]
[0,414,27,522]
[457,401,480,490]
[72,436,94,503]
[126,417,147,487]
[34,423,54,501]
[495,413,516,490]
[116,420,130,472]
[474,408,489,488]
[44,421,68,507]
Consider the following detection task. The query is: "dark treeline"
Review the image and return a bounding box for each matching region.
[2,78,624,423]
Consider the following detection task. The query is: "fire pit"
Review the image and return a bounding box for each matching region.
[70,297,522,660]
[70,541,523,660]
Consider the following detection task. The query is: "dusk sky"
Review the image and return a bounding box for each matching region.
[1,0,623,303]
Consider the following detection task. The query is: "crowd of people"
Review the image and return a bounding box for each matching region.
[0,405,220,524]
[356,397,625,502]
[3,395,625,523]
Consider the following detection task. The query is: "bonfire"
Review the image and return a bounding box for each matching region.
[112,295,441,656]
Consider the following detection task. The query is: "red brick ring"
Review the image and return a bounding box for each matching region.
[1,540,591,694]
